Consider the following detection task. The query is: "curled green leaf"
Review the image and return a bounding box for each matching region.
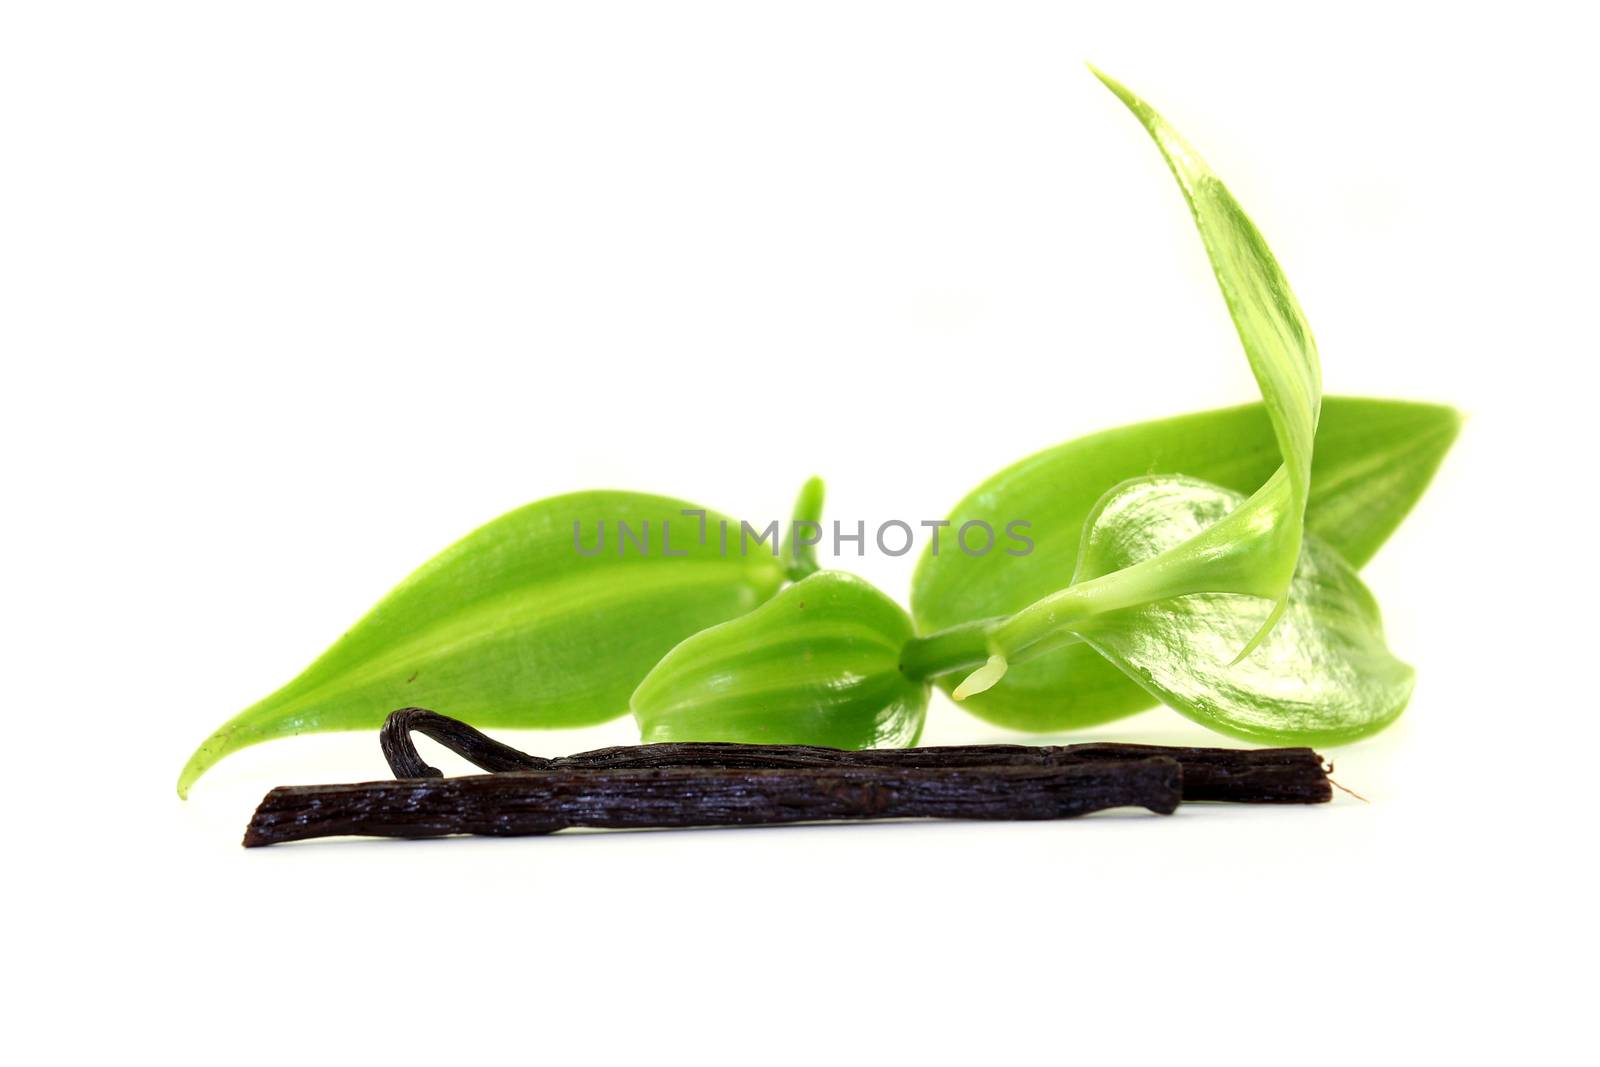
[1090,67,1322,515]
[632,570,927,748]
[910,397,1458,730]
[1071,476,1413,744]
[1093,67,1321,639]
[950,68,1329,698]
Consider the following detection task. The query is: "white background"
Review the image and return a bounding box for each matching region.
[4,2,1595,1062]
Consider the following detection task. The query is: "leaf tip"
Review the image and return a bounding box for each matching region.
[1085,64,1144,116]
[176,752,205,799]
[1230,595,1290,666]
[783,475,828,580]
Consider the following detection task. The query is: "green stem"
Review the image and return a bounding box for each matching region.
[898,619,1002,683]
[988,472,1296,667]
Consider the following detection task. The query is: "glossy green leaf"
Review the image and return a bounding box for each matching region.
[632,570,928,748]
[177,491,786,796]
[911,397,1456,731]
[1070,476,1413,744]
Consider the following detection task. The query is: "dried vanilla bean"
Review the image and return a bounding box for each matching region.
[381,708,1330,804]
[243,757,1182,846]
[380,707,548,777]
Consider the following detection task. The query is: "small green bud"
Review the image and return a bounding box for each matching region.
[631,570,927,748]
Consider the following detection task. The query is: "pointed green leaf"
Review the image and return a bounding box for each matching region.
[177,491,787,796]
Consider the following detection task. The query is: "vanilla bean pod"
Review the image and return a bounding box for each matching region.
[243,757,1181,846]
[381,707,547,776]
[382,708,1330,804]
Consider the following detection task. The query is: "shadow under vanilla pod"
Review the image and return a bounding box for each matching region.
[179,67,1458,800]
